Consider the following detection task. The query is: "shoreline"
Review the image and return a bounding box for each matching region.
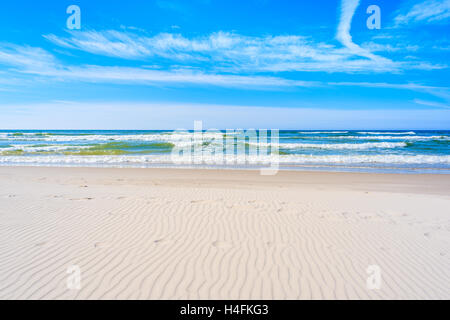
[1,163,450,175]
[0,166,449,299]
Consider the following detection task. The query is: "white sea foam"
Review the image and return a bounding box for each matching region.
[0,141,409,155]
[357,131,416,135]
[320,135,448,141]
[1,154,449,165]
[4,145,91,152]
[0,133,225,142]
[1,132,448,144]
[298,131,348,134]
[275,142,407,150]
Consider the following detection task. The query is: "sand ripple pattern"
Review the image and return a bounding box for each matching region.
[0,167,449,299]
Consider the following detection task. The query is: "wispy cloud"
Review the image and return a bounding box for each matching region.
[0,43,320,89]
[39,0,446,74]
[0,44,56,70]
[0,0,446,96]
[0,42,448,99]
[44,29,441,74]
[30,65,319,88]
[334,0,426,73]
[413,99,449,108]
[361,41,420,53]
[395,0,450,26]
[328,81,443,91]
[44,31,152,60]
[336,0,366,56]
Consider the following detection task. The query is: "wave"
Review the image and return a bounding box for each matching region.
[298,131,348,134]
[0,141,176,156]
[0,133,225,142]
[0,145,89,155]
[6,144,90,152]
[276,142,407,150]
[319,135,449,141]
[168,141,408,150]
[278,154,450,164]
[1,154,449,165]
[0,141,408,156]
[357,131,416,135]
[1,132,448,144]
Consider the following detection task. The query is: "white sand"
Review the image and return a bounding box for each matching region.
[0,167,449,300]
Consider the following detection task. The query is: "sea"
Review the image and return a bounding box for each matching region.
[0,130,449,173]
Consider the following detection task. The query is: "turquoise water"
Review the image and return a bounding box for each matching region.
[0,130,449,173]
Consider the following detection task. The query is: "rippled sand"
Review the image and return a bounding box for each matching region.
[0,167,449,299]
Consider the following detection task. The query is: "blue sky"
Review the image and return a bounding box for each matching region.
[0,0,449,129]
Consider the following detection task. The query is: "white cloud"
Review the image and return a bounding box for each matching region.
[0,0,447,95]
[413,99,449,108]
[328,81,441,90]
[361,42,420,53]
[44,31,152,59]
[336,0,365,55]
[395,0,450,26]
[0,43,320,89]
[39,0,445,74]
[43,29,441,74]
[334,0,413,74]
[0,44,56,70]
[29,65,320,88]
[0,43,448,101]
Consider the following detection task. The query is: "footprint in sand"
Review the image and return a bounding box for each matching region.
[70,197,94,201]
[153,239,170,245]
[190,200,205,204]
[212,241,232,248]
[94,242,110,248]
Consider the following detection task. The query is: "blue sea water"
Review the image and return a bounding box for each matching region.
[0,130,449,173]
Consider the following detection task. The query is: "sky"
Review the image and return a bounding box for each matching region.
[0,0,449,129]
